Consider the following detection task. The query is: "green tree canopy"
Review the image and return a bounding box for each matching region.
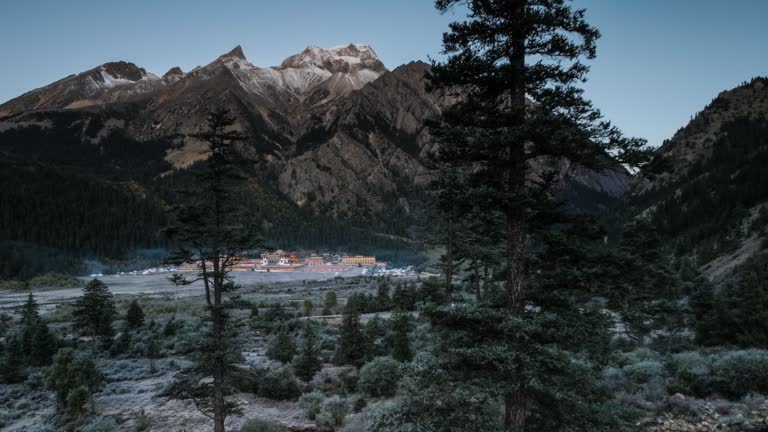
[124,299,145,330]
[293,322,323,382]
[266,328,297,364]
[72,279,116,338]
[334,306,371,367]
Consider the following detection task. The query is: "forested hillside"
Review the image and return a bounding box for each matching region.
[0,160,169,278]
[0,157,418,279]
[629,77,768,282]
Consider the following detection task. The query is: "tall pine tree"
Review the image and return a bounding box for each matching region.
[419,1,653,430]
[266,327,297,364]
[72,279,116,338]
[165,108,261,432]
[390,311,413,363]
[334,305,370,367]
[606,221,689,346]
[124,299,145,331]
[293,321,323,382]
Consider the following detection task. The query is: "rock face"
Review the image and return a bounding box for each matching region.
[162,67,184,84]
[276,61,445,215]
[0,44,630,225]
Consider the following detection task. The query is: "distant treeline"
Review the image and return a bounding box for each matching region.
[0,160,170,278]
[0,158,420,279]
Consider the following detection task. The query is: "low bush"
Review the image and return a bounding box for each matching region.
[649,334,697,353]
[316,396,348,429]
[615,391,655,411]
[664,393,704,418]
[340,409,371,432]
[299,391,325,420]
[311,366,358,395]
[130,342,147,357]
[258,304,292,324]
[0,280,29,290]
[24,371,46,391]
[163,316,182,337]
[133,411,151,431]
[358,357,402,398]
[256,366,302,401]
[173,339,196,355]
[228,367,261,393]
[710,350,768,399]
[623,360,665,385]
[642,376,667,403]
[43,304,75,323]
[602,367,630,393]
[607,349,768,403]
[604,357,667,410]
[66,386,89,416]
[351,395,367,413]
[138,301,204,319]
[82,418,120,432]
[741,393,768,414]
[667,351,712,397]
[239,419,287,432]
[616,348,661,367]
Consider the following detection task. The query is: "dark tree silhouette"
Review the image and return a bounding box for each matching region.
[424,1,653,430]
[165,107,262,432]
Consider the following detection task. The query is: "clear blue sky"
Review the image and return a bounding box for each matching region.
[2,0,767,147]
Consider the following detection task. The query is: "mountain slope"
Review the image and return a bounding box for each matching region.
[629,77,768,282]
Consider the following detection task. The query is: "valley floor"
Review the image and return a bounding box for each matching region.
[0,270,385,432]
[3,272,768,432]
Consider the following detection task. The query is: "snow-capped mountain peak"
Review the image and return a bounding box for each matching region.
[0,43,388,117]
[162,66,184,84]
[209,43,388,106]
[94,62,155,88]
[279,43,384,73]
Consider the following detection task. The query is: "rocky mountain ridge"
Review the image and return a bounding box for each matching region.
[0,61,161,116]
[0,44,632,271]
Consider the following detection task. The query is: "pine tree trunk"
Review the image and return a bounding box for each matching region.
[212,305,226,432]
[213,366,225,432]
[445,217,454,303]
[506,212,526,316]
[211,244,225,432]
[504,210,527,432]
[505,387,526,432]
[211,191,226,432]
[473,259,481,302]
[504,1,528,429]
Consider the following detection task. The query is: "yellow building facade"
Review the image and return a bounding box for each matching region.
[341,255,376,266]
